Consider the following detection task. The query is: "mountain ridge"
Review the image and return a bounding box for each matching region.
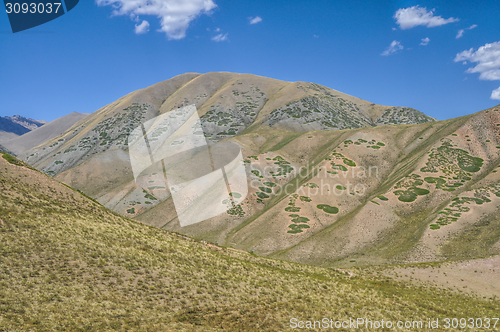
[1,111,89,156]
[0,115,45,138]
[6,114,47,130]
[19,72,435,176]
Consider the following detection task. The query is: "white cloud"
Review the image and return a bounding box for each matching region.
[95,0,217,40]
[420,37,430,46]
[249,16,262,24]
[456,24,477,39]
[492,87,500,101]
[394,6,458,30]
[455,41,500,80]
[134,20,150,34]
[212,33,228,42]
[381,40,403,56]
[455,41,500,100]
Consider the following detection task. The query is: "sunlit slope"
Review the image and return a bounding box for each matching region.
[16,73,433,234]
[16,71,500,267]
[19,72,432,179]
[133,105,500,267]
[0,153,498,331]
[15,69,500,267]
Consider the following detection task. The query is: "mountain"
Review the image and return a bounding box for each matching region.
[1,112,89,156]
[19,72,435,176]
[0,117,31,137]
[132,105,500,268]
[17,72,500,268]
[0,115,45,138]
[0,152,498,330]
[6,114,46,130]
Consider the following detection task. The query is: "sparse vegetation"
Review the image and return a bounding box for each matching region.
[393,174,430,202]
[431,183,500,229]
[256,192,269,199]
[16,74,500,284]
[377,195,388,201]
[317,204,339,214]
[5,155,497,330]
[2,153,23,166]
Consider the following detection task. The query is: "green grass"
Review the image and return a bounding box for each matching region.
[343,158,356,167]
[431,184,500,230]
[251,170,263,178]
[317,204,339,214]
[2,153,39,171]
[393,174,431,202]
[376,195,389,201]
[143,191,157,201]
[290,216,310,223]
[421,141,483,174]
[299,196,311,202]
[394,187,430,202]
[287,223,310,233]
[258,187,272,193]
[2,153,23,166]
[256,192,270,199]
[331,164,348,171]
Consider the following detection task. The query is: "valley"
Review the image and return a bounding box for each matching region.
[14,73,500,269]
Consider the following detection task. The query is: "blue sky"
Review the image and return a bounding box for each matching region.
[1,0,500,122]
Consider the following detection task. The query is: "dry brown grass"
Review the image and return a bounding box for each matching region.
[1,153,499,331]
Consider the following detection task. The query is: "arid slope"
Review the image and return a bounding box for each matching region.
[1,152,499,330]
[18,73,500,268]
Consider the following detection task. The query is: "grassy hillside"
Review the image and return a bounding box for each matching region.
[1,153,498,331]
